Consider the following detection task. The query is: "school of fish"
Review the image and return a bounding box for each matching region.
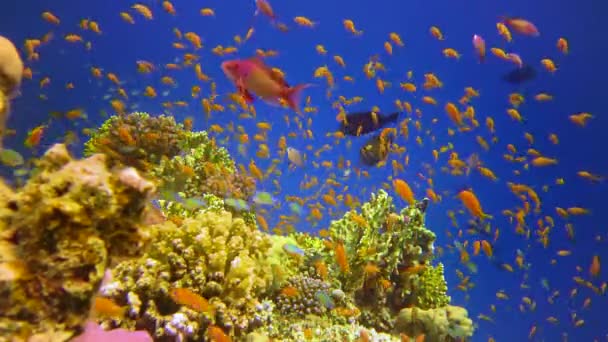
[0,1,604,341]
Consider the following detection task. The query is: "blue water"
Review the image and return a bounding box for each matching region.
[2,0,608,340]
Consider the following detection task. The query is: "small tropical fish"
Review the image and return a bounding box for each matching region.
[169,288,213,314]
[207,325,231,342]
[253,191,277,206]
[225,198,250,210]
[286,146,303,166]
[315,291,335,309]
[503,65,536,84]
[472,34,486,62]
[254,0,276,21]
[0,148,24,167]
[92,297,126,318]
[340,111,400,136]
[283,243,305,257]
[502,17,540,36]
[360,133,392,166]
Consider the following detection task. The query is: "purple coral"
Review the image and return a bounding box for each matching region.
[71,322,152,342]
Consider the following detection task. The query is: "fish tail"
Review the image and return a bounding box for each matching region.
[285,83,311,115]
[384,111,401,123]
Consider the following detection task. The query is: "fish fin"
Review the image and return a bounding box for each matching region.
[284,84,312,115]
[236,79,255,103]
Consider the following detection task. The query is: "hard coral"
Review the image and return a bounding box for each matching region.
[274,275,333,317]
[83,112,191,172]
[328,190,437,294]
[395,305,474,341]
[0,35,23,146]
[100,209,273,340]
[300,190,451,332]
[152,132,251,201]
[0,144,156,340]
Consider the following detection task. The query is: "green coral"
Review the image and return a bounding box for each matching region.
[0,144,155,339]
[327,190,437,293]
[152,135,253,200]
[414,263,450,309]
[284,190,451,333]
[83,112,193,172]
[99,209,273,339]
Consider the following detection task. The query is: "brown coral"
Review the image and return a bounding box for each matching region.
[0,35,23,146]
[198,161,256,201]
[0,144,156,339]
[0,35,23,96]
[84,112,190,173]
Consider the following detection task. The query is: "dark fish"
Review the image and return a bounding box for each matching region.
[502,65,536,84]
[360,133,393,166]
[340,111,400,136]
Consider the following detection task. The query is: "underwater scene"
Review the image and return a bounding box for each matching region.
[0,0,606,341]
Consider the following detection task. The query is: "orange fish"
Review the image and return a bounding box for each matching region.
[169,288,213,313]
[590,255,600,277]
[92,297,126,318]
[221,57,310,114]
[334,241,349,273]
[456,189,492,220]
[207,325,231,342]
[502,17,540,36]
[393,179,415,205]
[24,125,46,148]
[255,0,276,21]
[42,12,60,25]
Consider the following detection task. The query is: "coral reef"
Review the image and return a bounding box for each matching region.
[99,207,273,340]
[0,35,23,147]
[0,144,156,340]
[0,115,474,341]
[83,112,195,172]
[395,305,475,341]
[152,133,254,202]
[86,113,257,224]
[274,275,334,317]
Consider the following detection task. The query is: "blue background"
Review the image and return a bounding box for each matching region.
[2,0,607,340]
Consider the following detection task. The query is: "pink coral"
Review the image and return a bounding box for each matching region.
[71,322,152,342]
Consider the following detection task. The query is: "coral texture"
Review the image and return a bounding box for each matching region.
[0,144,155,339]
[99,208,273,340]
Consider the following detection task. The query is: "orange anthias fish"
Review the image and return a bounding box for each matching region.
[456,189,493,220]
[169,288,214,314]
[221,57,310,114]
[501,17,540,37]
[255,0,276,21]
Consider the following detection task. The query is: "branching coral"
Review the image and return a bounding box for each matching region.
[152,135,256,223]
[99,209,273,340]
[0,144,155,339]
[288,190,450,332]
[327,190,437,293]
[83,112,193,172]
[152,134,252,201]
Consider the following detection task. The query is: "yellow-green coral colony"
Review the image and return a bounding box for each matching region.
[1,115,473,341]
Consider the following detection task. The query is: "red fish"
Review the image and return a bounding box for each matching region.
[472,34,486,63]
[221,57,310,114]
[501,17,540,36]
